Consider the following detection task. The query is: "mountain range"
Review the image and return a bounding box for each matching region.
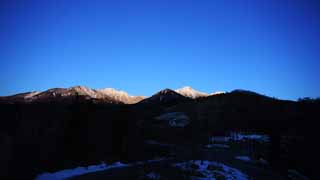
[1,85,319,180]
[0,86,224,104]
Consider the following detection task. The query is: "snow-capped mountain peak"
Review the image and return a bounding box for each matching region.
[97,88,130,97]
[1,85,225,104]
[175,86,209,99]
[96,88,144,104]
[1,86,145,104]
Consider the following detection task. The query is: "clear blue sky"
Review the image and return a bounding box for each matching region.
[1,0,319,100]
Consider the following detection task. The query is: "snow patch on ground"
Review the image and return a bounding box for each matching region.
[173,160,249,180]
[288,169,310,180]
[35,162,127,180]
[154,112,190,127]
[235,156,269,165]
[144,140,175,147]
[205,144,230,149]
[235,156,251,162]
[145,172,161,180]
[231,133,269,142]
[35,158,168,180]
[211,133,269,143]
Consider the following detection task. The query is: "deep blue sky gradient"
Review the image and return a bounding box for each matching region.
[1,0,320,100]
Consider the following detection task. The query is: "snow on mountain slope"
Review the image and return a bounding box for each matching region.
[175,86,209,99]
[1,86,145,104]
[34,86,98,100]
[23,91,41,99]
[70,86,98,98]
[96,88,145,104]
[39,86,145,104]
[1,86,224,104]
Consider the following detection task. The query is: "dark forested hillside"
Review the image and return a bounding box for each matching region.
[0,91,319,179]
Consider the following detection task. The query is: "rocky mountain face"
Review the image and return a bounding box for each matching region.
[0,86,145,104]
[0,86,225,105]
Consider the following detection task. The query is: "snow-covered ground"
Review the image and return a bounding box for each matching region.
[173,160,249,180]
[35,158,168,180]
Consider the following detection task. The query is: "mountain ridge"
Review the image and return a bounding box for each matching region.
[175,86,209,99]
[0,85,225,104]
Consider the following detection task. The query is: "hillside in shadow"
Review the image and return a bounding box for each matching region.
[0,90,319,179]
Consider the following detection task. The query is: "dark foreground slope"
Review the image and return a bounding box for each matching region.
[0,90,319,179]
[0,100,144,179]
[134,90,320,178]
